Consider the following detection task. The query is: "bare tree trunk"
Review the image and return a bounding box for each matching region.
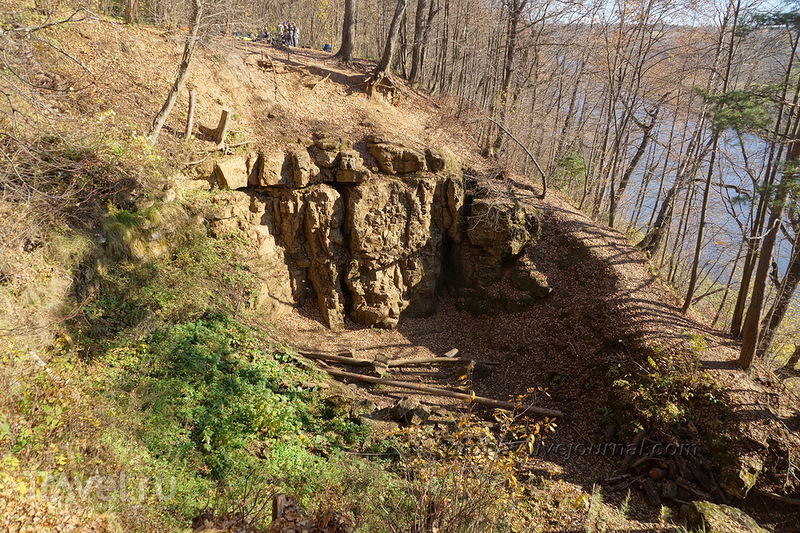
[409,0,429,84]
[756,239,800,358]
[781,345,800,373]
[148,0,203,144]
[731,31,800,336]
[739,141,800,370]
[637,131,712,255]
[373,0,407,77]
[610,107,658,227]
[683,0,740,314]
[492,0,528,153]
[123,0,138,23]
[334,0,356,62]
[184,88,195,139]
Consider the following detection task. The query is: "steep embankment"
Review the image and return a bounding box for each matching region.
[2,11,799,532]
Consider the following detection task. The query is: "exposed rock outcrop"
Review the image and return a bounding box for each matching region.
[345,176,451,328]
[367,140,427,174]
[192,136,542,329]
[687,501,768,533]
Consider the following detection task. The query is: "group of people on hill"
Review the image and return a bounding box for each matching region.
[228,21,300,48]
[277,21,300,47]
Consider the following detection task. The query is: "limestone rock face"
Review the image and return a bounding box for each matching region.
[449,199,537,288]
[344,177,447,328]
[311,137,353,169]
[450,243,503,288]
[198,139,541,330]
[444,177,465,242]
[467,199,533,258]
[304,185,347,330]
[687,501,768,533]
[368,142,427,174]
[336,150,371,183]
[510,256,551,298]
[206,191,298,319]
[249,223,297,318]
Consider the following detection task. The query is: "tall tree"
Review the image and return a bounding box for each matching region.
[373,0,408,77]
[334,0,356,62]
[409,0,435,84]
[490,0,529,154]
[739,145,799,369]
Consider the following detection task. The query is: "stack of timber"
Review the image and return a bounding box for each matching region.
[601,429,727,509]
[296,347,564,418]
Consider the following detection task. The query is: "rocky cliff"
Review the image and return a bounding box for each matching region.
[194,135,543,329]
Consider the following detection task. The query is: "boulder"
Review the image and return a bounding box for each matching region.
[311,136,353,168]
[426,148,458,174]
[720,453,763,500]
[336,150,371,183]
[213,153,258,190]
[289,149,320,188]
[466,199,534,258]
[390,398,431,426]
[687,501,768,533]
[368,142,427,174]
[510,257,552,298]
[252,152,292,187]
[365,133,390,144]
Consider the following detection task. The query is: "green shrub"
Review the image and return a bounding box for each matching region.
[106,315,371,481]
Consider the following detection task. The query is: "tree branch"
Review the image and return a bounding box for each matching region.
[487,117,547,199]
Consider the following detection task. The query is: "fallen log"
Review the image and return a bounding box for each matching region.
[391,356,500,367]
[321,367,563,417]
[642,478,662,507]
[619,429,646,474]
[299,351,371,366]
[298,350,500,368]
[756,490,800,506]
[675,476,712,501]
[604,474,644,493]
